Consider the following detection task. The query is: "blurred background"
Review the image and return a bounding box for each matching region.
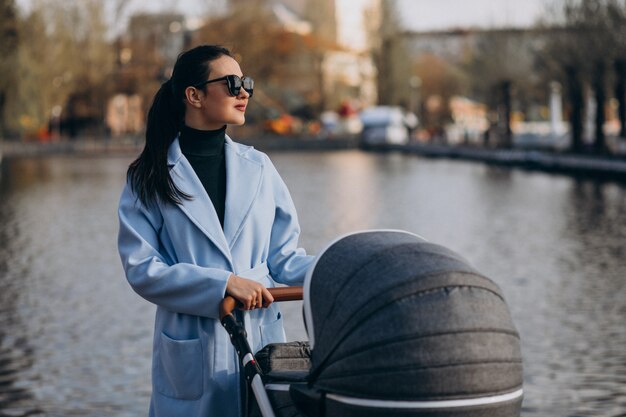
[1,0,626,152]
[1,1,625,417]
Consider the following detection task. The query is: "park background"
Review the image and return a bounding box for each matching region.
[1,1,625,416]
[2,0,626,153]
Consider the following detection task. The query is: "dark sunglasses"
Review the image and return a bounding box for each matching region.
[193,75,254,97]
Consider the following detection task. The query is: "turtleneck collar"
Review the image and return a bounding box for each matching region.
[179,124,226,156]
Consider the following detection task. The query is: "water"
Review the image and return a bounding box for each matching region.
[0,150,624,416]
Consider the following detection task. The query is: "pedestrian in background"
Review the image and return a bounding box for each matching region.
[117,44,313,417]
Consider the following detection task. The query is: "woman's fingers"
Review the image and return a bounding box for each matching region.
[246,288,260,310]
[261,287,274,308]
[226,274,274,310]
[251,287,272,309]
[251,288,261,310]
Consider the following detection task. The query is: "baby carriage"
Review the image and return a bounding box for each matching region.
[220,230,523,417]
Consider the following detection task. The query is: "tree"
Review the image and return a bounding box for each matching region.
[11,7,49,135]
[367,0,413,107]
[0,0,19,136]
[11,0,114,138]
[538,0,624,153]
[466,30,538,148]
[571,0,614,153]
[195,0,329,118]
[414,53,466,132]
[606,0,626,139]
[52,0,114,136]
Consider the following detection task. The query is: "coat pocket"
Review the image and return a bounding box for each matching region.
[260,310,286,348]
[155,332,203,400]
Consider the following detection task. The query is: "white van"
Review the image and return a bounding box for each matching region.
[359,106,416,146]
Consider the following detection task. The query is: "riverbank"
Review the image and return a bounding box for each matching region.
[3,135,626,181]
[0,134,359,157]
[387,142,626,181]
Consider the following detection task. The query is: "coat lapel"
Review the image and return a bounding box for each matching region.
[167,137,232,262]
[223,135,263,248]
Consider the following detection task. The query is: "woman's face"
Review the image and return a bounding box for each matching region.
[190,55,250,130]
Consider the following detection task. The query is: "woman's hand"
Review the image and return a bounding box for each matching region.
[226,274,274,310]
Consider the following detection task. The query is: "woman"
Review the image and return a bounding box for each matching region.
[117,45,314,417]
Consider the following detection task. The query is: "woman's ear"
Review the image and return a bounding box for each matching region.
[184,86,203,108]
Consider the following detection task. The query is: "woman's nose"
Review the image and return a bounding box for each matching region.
[238,88,250,99]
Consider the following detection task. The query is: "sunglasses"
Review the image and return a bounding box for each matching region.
[193,75,254,97]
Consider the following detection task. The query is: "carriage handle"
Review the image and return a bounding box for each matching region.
[219,286,303,417]
[219,286,303,320]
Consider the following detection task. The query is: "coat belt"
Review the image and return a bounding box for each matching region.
[238,262,270,281]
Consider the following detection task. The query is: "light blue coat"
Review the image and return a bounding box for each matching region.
[117,135,314,417]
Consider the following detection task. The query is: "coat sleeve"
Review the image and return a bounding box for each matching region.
[117,184,232,319]
[265,158,315,285]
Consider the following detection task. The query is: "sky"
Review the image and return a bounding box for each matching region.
[342,0,553,50]
[16,0,555,50]
[396,0,553,32]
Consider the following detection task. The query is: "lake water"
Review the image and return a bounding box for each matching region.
[0,150,624,416]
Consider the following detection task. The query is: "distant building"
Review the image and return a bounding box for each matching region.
[323,50,377,111]
[107,12,193,133]
[106,94,143,137]
[201,0,375,116]
[232,0,338,44]
[283,0,337,45]
[398,25,571,142]
[107,1,375,130]
[276,0,376,111]
[402,29,476,64]
[400,26,550,65]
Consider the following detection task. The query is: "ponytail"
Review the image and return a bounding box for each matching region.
[126,45,233,207]
[127,79,189,206]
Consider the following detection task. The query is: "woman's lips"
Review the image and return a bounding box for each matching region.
[235,104,246,112]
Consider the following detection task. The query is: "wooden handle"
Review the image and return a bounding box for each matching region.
[219,296,238,321]
[219,286,303,320]
[269,286,303,301]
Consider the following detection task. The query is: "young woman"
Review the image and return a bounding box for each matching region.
[117,45,314,417]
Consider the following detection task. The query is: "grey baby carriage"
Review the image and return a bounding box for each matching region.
[220,230,523,417]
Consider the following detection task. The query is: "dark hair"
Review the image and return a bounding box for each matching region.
[127,45,233,206]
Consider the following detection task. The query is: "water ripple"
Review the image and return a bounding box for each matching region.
[0,153,624,416]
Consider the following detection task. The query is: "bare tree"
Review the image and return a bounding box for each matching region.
[538,0,624,153]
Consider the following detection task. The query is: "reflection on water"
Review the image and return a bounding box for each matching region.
[0,194,40,416]
[0,151,624,416]
[0,157,152,417]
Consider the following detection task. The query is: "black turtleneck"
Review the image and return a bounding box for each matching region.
[179,124,227,228]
